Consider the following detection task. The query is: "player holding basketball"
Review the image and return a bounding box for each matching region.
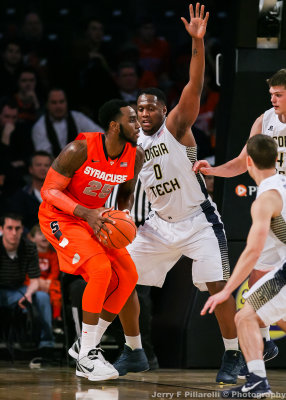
[194,68,286,367]
[113,3,242,383]
[201,135,286,398]
[38,99,144,381]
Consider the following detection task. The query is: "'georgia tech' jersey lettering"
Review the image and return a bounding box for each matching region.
[137,122,212,222]
[262,108,286,174]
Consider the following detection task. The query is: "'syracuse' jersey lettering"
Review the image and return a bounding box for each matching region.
[137,123,212,222]
[62,132,136,209]
[263,108,286,174]
[83,166,128,183]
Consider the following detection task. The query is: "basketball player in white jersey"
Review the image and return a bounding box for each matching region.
[113,3,243,384]
[201,134,286,397]
[194,68,286,363]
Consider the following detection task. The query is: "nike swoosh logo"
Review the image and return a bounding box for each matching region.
[91,159,100,162]
[79,363,94,373]
[241,380,263,392]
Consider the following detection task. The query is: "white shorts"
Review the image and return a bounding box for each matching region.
[244,262,286,326]
[127,205,230,291]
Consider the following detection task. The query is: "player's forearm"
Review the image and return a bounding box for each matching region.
[117,192,134,212]
[41,167,78,215]
[189,38,205,95]
[211,157,247,178]
[42,188,78,215]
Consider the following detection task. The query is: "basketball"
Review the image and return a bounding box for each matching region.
[100,210,137,249]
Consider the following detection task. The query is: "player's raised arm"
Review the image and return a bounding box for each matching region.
[117,146,145,212]
[167,3,209,140]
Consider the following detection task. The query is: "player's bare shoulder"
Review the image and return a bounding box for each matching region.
[251,189,282,220]
[250,114,264,137]
[52,139,88,177]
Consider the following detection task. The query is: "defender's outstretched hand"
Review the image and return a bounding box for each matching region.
[201,290,230,315]
[181,3,209,39]
[193,160,214,175]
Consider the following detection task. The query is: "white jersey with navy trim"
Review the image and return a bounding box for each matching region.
[258,174,286,254]
[137,122,212,222]
[127,122,230,291]
[244,174,286,324]
[262,108,286,174]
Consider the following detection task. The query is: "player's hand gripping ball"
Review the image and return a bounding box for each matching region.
[100,210,137,249]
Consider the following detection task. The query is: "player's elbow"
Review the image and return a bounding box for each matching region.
[41,188,59,203]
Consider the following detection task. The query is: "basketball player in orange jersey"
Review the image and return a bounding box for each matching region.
[38,99,144,381]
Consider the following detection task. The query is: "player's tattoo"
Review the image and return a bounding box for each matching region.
[193,48,198,56]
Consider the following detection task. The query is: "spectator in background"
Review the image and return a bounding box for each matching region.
[21,12,62,90]
[0,98,28,195]
[70,18,119,121]
[116,62,140,103]
[4,151,52,231]
[14,66,42,126]
[133,18,171,89]
[0,39,23,98]
[32,88,102,157]
[29,225,62,324]
[0,213,54,350]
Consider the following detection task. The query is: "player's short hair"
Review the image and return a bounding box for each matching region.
[267,69,286,88]
[246,134,277,170]
[137,88,167,106]
[98,99,129,131]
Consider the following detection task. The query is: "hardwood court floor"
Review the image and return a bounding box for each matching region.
[0,365,285,400]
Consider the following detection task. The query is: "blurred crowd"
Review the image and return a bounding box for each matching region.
[0,0,227,357]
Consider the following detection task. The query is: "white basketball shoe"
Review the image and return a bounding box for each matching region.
[76,347,119,381]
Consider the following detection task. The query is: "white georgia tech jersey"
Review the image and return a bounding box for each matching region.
[262,108,286,174]
[257,174,286,263]
[137,122,212,222]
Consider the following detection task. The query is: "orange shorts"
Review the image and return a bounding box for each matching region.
[38,202,131,278]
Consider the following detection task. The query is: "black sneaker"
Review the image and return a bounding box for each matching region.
[221,372,272,398]
[263,339,279,362]
[238,339,279,379]
[113,344,149,376]
[216,350,244,384]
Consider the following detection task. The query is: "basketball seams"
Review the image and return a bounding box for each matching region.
[108,224,133,243]
[101,210,137,249]
[105,230,121,249]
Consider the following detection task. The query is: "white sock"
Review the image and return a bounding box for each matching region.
[247,359,266,378]
[125,334,142,350]
[260,327,270,341]
[79,322,97,357]
[223,337,239,351]
[94,318,112,347]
